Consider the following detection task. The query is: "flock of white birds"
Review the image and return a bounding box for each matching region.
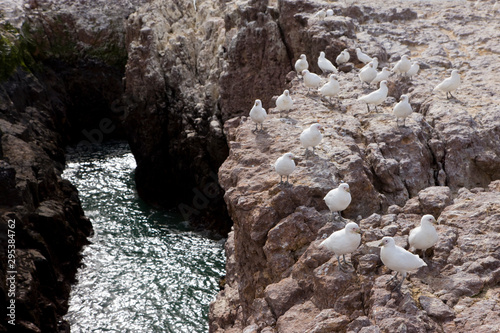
[246,46,453,290]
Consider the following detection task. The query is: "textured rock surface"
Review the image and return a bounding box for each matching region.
[0,70,93,332]
[210,0,500,332]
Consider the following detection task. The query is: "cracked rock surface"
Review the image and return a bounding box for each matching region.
[209,0,500,332]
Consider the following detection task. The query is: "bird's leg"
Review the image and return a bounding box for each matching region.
[446,92,450,99]
[252,123,258,133]
[449,92,455,99]
[285,175,291,186]
[337,256,349,273]
[403,118,406,128]
[312,146,316,155]
[342,254,353,267]
[374,105,379,112]
[366,104,370,113]
[422,249,426,260]
[260,123,264,132]
[386,272,399,285]
[392,272,406,291]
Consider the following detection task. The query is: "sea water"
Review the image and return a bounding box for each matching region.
[63,141,225,333]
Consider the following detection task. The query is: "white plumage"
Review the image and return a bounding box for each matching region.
[433,69,460,99]
[358,80,388,112]
[324,182,351,220]
[320,222,361,271]
[249,99,267,132]
[372,67,391,85]
[314,9,327,20]
[318,51,338,75]
[276,89,293,117]
[406,62,420,79]
[319,74,340,103]
[393,94,413,127]
[356,48,373,64]
[336,49,350,66]
[295,54,309,73]
[408,215,438,258]
[393,55,411,75]
[362,56,378,70]
[300,123,323,155]
[326,9,334,16]
[274,152,296,185]
[302,69,322,92]
[379,236,427,290]
[358,62,377,86]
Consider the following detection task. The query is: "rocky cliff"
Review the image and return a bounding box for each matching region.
[0,1,142,331]
[209,0,500,332]
[2,0,500,332]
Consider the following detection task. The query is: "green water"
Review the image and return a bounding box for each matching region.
[62,141,225,333]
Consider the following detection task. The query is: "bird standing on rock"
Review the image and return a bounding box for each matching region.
[379,236,427,291]
[302,69,322,92]
[336,49,350,66]
[356,48,373,64]
[249,99,266,132]
[393,94,413,127]
[320,74,340,104]
[324,182,352,222]
[276,89,293,117]
[358,80,388,112]
[406,62,420,79]
[300,123,323,156]
[408,215,439,260]
[433,69,461,99]
[318,51,338,75]
[274,152,296,186]
[320,222,361,272]
[295,54,309,74]
[358,62,377,87]
[372,67,391,85]
[393,55,411,76]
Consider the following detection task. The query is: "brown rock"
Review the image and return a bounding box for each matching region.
[419,296,455,321]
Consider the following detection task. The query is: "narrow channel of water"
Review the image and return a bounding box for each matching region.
[63,141,225,333]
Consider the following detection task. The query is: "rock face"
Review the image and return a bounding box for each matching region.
[209,0,500,332]
[0,1,142,331]
[0,69,93,332]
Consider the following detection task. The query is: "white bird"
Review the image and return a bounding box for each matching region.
[314,9,327,20]
[324,182,351,221]
[393,55,411,76]
[356,48,373,64]
[358,62,377,86]
[433,69,461,99]
[408,215,438,259]
[276,89,293,117]
[379,236,427,290]
[274,152,296,186]
[300,123,323,155]
[249,99,266,132]
[320,222,361,272]
[326,9,334,16]
[358,80,388,112]
[336,49,350,66]
[295,54,309,74]
[372,67,391,85]
[362,56,378,70]
[393,94,413,127]
[318,51,338,75]
[302,69,322,92]
[406,62,420,79]
[319,74,340,104]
